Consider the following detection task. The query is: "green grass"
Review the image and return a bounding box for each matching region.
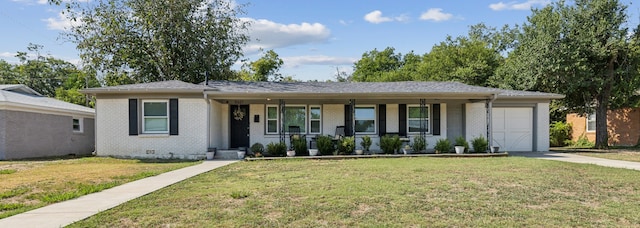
[0,157,199,219]
[0,169,17,174]
[70,157,640,227]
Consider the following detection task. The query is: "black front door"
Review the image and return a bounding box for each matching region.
[230,105,250,148]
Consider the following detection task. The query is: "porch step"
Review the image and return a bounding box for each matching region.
[214,150,245,160]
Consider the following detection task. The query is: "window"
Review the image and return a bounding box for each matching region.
[267,106,278,133]
[408,105,429,133]
[284,106,306,132]
[587,113,596,132]
[72,118,83,133]
[309,106,321,134]
[355,106,375,133]
[143,101,169,133]
[266,105,322,134]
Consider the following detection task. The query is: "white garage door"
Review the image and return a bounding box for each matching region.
[492,108,533,152]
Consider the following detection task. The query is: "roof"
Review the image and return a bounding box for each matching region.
[204,81,494,94]
[82,80,209,94]
[202,81,564,99]
[0,84,42,96]
[81,80,564,99]
[0,84,94,117]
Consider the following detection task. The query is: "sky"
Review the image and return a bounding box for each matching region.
[1,0,638,82]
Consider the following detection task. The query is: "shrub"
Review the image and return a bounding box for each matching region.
[316,135,334,155]
[266,142,287,157]
[379,135,401,154]
[293,138,308,156]
[360,135,372,152]
[471,135,489,153]
[550,121,573,147]
[434,138,452,153]
[454,136,469,153]
[250,143,264,154]
[571,134,594,148]
[412,136,427,152]
[338,136,355,155]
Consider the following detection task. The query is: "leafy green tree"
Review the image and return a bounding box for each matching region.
[351,47,404,82]
[56,70,100,107]
[12,43,76,97]
[0,44,98,107]
[421,36,503,86]
[63,0,250,84]
[0,60,19,84]
[248,50,284,81]
[491,0,640,148]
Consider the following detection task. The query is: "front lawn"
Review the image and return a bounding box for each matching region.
[0,157,199,219]
[70,157,640,227]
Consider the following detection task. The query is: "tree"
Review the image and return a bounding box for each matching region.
[492,0,640,148]
[351,47,404,82]
[247,50,284,81]
[421,36,503,86]
[0,44,98,106]
[63,0,250,84]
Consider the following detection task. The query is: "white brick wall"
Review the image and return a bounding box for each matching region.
[96,98,208,159]
[536,103,550,151]
[465,102,487,148]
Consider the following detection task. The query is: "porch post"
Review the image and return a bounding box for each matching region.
[350,99,356,137]
[279,99,285,144]
[486,94,496,153]
[420,99,426,139]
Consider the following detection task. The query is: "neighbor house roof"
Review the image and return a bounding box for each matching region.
[81,80,564,100]
[0,84,94,117]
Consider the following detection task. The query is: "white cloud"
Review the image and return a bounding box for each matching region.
[0,52,16,58]
[43,11,82,31]
[339,20,352,26]
[489,0,550,11]
[364,10,392,24]
[282,55,356,68]
[363,10,408,24]
[419,8,453,22]
[10,0,46,5]
[12,0,88,4]
[242,18,331,53]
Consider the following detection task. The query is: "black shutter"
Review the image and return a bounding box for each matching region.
[432,104,441,136]
[399,104,407,137]
[378,104,386,136]
[344,104,353,136]
[169,99,179,135]
[128,99,138,135]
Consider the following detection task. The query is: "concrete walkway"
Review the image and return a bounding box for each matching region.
[0,160,237,228]
[511,151,640,171]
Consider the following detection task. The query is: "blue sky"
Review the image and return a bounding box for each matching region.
[1,0,638,81]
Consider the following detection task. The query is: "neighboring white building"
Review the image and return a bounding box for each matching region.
[0,84,95,160]
[82,80,563,159]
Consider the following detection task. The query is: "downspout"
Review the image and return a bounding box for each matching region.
[487,94,497,152]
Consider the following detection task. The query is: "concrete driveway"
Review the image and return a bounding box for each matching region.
[510,151,640,171]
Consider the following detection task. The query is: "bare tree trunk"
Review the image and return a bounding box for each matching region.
[595,98,609,148]
[595,59,616,149]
